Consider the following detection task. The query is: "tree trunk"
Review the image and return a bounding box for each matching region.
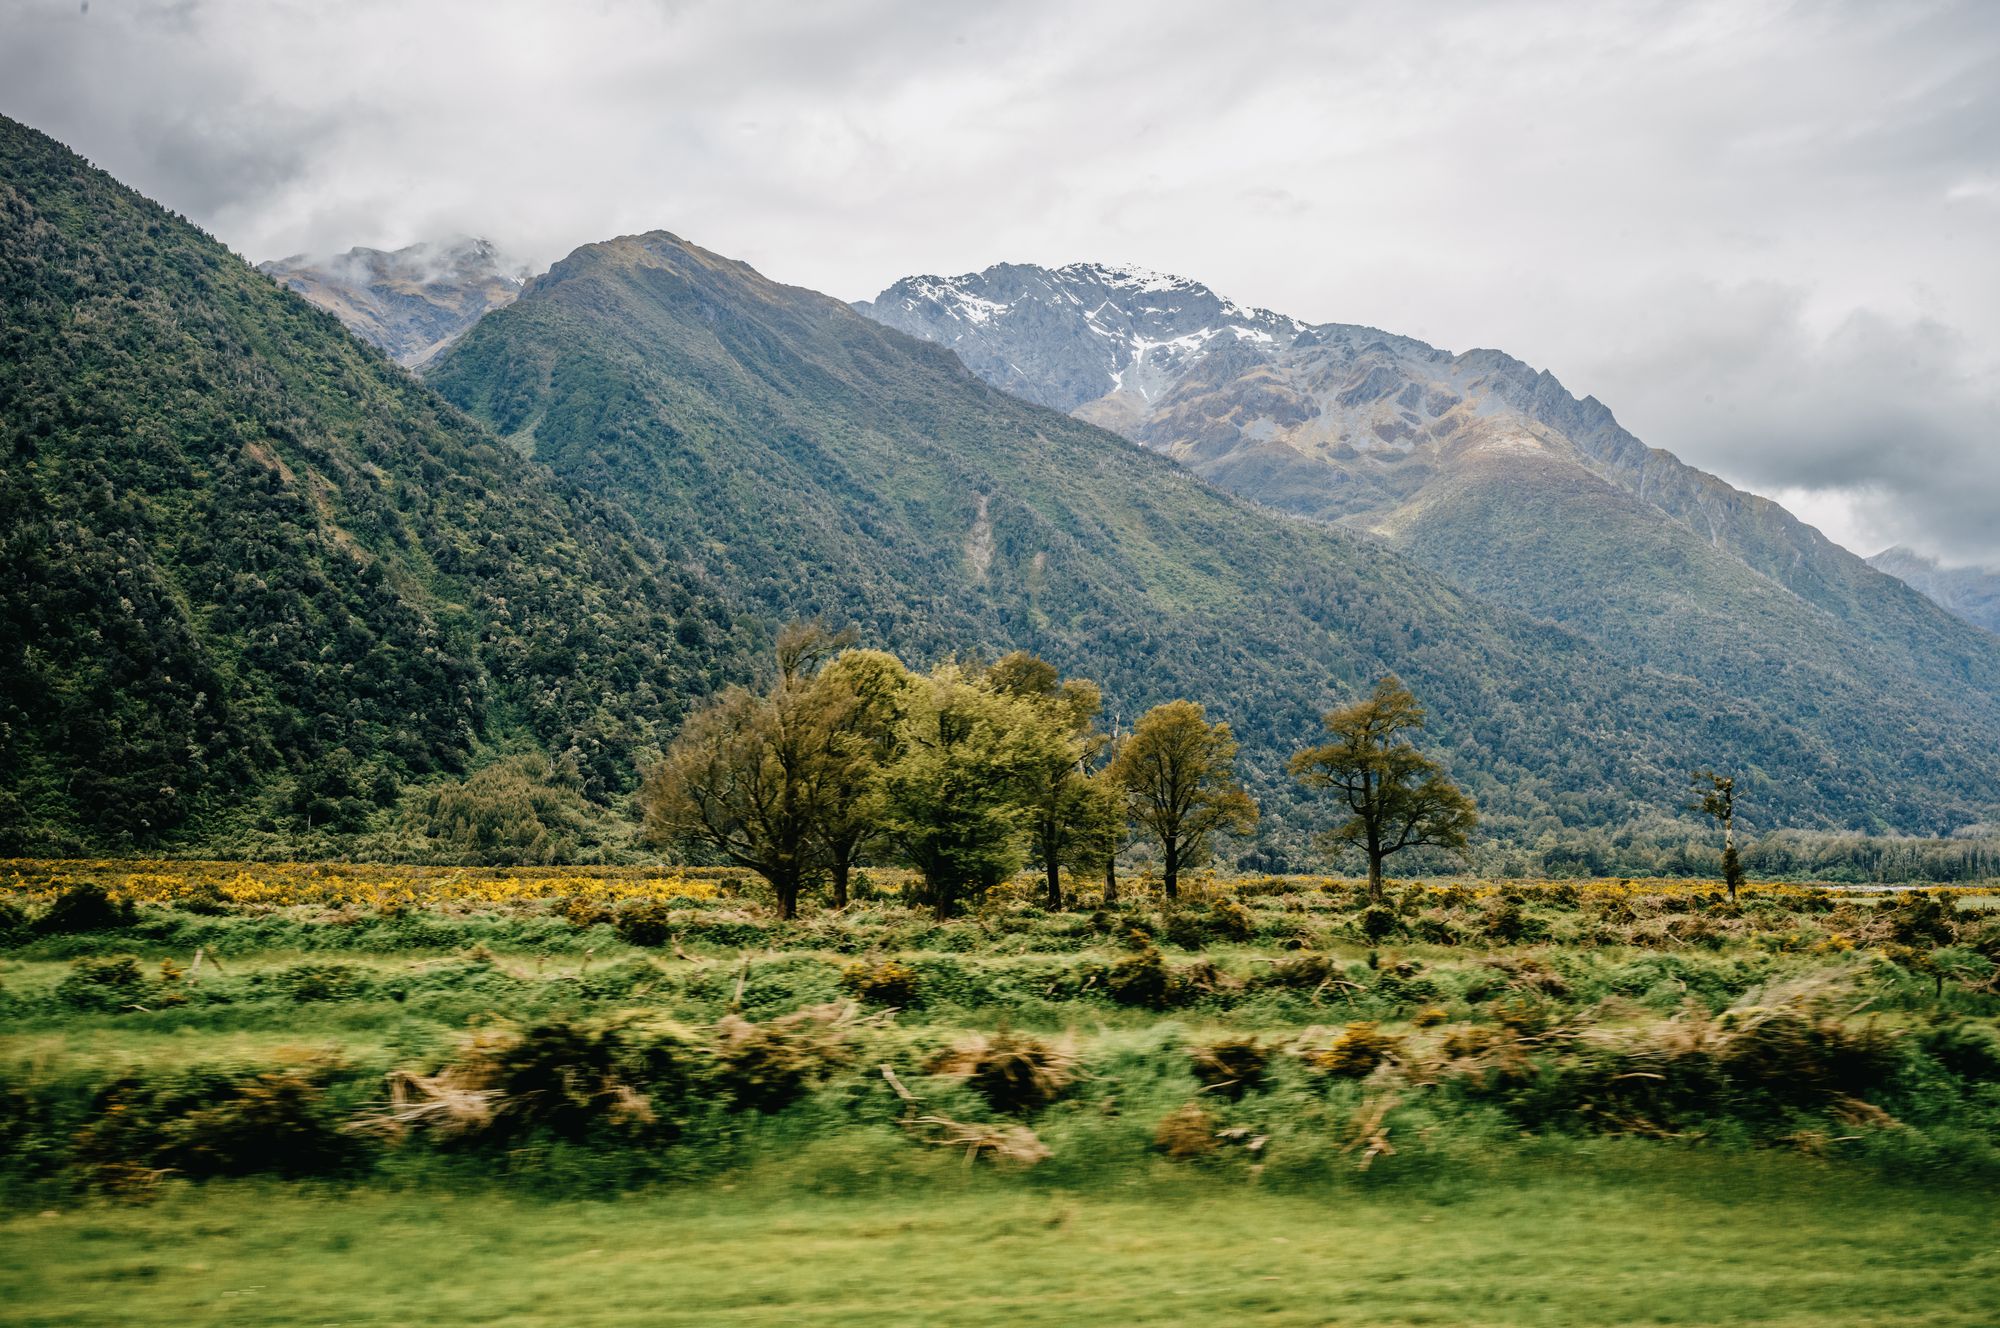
[1163,837,1180,902]
[1045,858,1063,911]
[1103,854,1118,906]
[1722,823,1740,903]
[1366,853,1385,907]
[831,858,850,910]
[776,873,800,921]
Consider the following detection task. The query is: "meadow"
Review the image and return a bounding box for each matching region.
[3,860,1998,1323]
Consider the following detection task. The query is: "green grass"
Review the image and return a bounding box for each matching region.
[4,1157,1995,1326]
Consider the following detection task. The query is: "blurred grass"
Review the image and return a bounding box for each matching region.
[3,1154,1995,1326]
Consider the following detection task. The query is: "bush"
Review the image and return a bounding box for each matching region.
[1923,1021,2000,1081]
[1104,946,1172,1008]
[1359,906,1399,944]
[712,1006,853,1113]
[36,882,134,934]
[169,1072,360,1177]
[0,896,29,943]
[930,1030,1077,1115]
[1153,1102,1219,1159]
[1309,1023,1403,1079]
[74,1069,359,1181]
[616,900,677,948]
[270,962,374,1003]
[1190,1036,1269,1101]
[55,955,151,1012]
[840,959,921,1007]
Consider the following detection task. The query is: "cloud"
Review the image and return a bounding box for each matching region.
[1567,281,2000,565]
[3,0,1997,559]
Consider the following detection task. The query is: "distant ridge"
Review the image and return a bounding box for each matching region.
[1869,547,2000,636]
[259,236,529,368]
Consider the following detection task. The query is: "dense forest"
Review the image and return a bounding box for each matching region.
[0,117,740,857]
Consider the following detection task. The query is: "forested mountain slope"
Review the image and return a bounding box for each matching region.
[0,118,738,855]
[863,263,2000,796]
[431,233,2000,848]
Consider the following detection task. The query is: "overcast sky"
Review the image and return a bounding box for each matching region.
[6,0,1997,564]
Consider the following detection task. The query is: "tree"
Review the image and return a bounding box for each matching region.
[1071,765,1130,907]
[809,648,910,907]
[878,666,1061,919]
[1691,771,1743,903]
[987,651,1105,910]
[1289,675,1476,906]
[639,624,848,919]
[1109,700,1258,901]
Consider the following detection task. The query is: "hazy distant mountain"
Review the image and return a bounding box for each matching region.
[860,262,2000,740]
[258,236,529,368]
[1869,548,2000,635]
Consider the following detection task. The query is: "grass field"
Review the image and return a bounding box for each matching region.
[3,862,1998,1324]
[5,1157,1997,1327]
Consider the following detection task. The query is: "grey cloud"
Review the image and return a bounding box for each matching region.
[2,0,1997,560]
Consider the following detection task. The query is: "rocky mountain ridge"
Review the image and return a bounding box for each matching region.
[258,236,530,368]
[1869,548,2000,636]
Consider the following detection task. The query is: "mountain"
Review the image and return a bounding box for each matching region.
[0,118,737,856]
[258,236,528,368]
[1869,548,2000,636]
[430,232,2000,850]
[860,262,2000,799]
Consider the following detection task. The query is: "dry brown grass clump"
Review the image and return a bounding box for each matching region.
[927,1029,1078,1114]
[908,1114,1052,1166]
[1153,1102,1221,1159]
[1189,1036,1270,1100]
[713,1003,858,1113]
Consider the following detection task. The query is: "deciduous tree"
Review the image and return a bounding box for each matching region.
[1109,701,1258,901]
[1290,675,1476,905]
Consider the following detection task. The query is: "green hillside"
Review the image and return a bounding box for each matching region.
[428,232,1998,850]
[0,118,738,856]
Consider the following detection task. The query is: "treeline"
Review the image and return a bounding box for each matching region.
[643,627,1482,917]
[641,626,1259,918]
[1519,823,2000,885]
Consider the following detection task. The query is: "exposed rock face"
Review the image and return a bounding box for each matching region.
[859,262,2000,815]
[258,236,529,368]
[1869,548,2000,636]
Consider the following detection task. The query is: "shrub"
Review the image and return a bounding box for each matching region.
[55,955,150,1012]
[0,896,30,942]
[1359,906,1399,944]
[712,1005,854,1113]
[1922,1021,2000,1081]
[1886,893,1957,948]
[1105,946,1172,1008]
[1482,899,1527,943]
[1309,1022,1403,1079]
[1208,899,1256,942]
[270,962,374,1003]
[74,1069,359,1181]
[37,882,134,934]
[930,1030,1077,1115]
[616,900,677,948]
[1190,1036,1269,1101]
[839,959,921,1007]
[1153,1102,1220,1159]
[1253,952,1334,991]
[168,1072,360,1177]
